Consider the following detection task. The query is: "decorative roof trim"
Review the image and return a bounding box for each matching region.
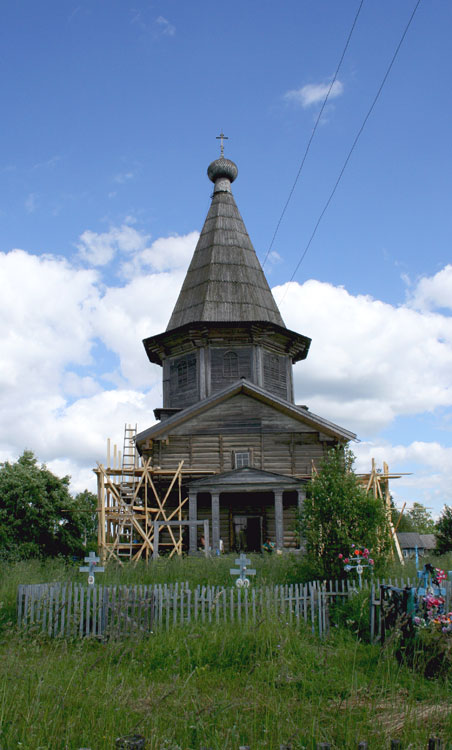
[187,466,307,491]
[143,319,311,366]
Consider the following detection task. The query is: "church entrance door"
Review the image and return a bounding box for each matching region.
[233,515,262,552]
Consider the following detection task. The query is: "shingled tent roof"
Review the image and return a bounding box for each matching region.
[166,156,285,331]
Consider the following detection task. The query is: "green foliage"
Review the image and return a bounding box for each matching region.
[330,589,372,643]
[412,627,452,679]
[435,505,452,554]
[393,501,436,534]
[406,502,436,534]
[300,446,390,579]
[0,450,97,559]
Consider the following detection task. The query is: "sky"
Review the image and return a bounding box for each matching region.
[1,0,451,518]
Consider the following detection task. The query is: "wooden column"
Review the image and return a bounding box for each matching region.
[153,523,160,559]
[211,492,220,552]
[97,467,106,564]
[198,347,207,400]
[274,489,283,550]
[189,490,197,555]
[297,487,306,552]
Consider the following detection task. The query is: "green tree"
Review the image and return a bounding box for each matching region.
[392,501,435,534]
[300,446,390,579]
[405,502,436,534]
[0,450,97,559]
[435,505,452,555]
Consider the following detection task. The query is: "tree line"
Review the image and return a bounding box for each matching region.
[0,450,96,560]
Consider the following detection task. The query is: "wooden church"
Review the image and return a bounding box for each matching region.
[129,148,356,556]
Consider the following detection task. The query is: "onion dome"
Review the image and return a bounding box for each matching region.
[207,157,238,193]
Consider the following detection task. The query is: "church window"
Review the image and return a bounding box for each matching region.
[234,451,250,469]
[268,354,280,380]
[223,350,239,378]
[177,361,188,387]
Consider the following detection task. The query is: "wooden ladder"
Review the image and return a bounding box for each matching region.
[118,424,138,559]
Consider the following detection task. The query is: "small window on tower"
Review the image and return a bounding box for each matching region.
[177,361,188,387]
[234,451,250,469]
[223,351,239,378]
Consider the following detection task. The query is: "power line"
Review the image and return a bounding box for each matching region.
[278,0,422,304]
[262,0,365,270]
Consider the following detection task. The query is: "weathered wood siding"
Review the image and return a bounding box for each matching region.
[149,393,336,475]
[210,347,253,393]
[165,352,198,409]
[263,352,288,399]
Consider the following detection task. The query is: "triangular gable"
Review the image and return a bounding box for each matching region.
[135,379,356,448]
[187,466,306,491]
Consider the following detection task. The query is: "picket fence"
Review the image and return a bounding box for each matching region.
[16,576,423,639]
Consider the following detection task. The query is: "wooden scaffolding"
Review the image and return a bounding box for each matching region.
[357,458,411,564]
[95,425,216,565]
[95,425,189,564]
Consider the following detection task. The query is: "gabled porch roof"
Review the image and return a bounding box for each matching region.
[187,465,307,493]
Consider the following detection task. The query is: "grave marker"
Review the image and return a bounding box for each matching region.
[79,551,104,586]
[230,553,256,588]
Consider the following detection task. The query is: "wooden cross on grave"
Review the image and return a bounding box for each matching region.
[230,553,256,588]
[79,551,105,586]
[216,131,228,158]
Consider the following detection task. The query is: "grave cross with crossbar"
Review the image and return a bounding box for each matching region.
[230,553,256,588]
[79,551,105,586]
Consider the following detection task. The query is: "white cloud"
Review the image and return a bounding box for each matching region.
[0,232,193,484]
[284,80,344,108]
[76,224,198,277]
[354,440,452,516]
[120,231,198,278]
[77,224,149,266]
[91,271,186,387]
[155,16,175,36]
[1,238,452,516]
[407,264,452,312]
[277,279,452,435]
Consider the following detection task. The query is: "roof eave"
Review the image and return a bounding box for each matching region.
[143,320,311,366]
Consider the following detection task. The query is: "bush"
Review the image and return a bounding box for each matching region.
[300,447,390,579]
[329,589,371,642]
[395,627,452,679]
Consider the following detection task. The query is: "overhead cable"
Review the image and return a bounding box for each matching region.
[262,0,365,269]
[279,0,422,303]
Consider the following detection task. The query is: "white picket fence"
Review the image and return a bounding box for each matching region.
[16,576,424,639]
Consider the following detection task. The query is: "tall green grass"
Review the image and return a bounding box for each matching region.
[1,618,451,750]
[1,555,451,749]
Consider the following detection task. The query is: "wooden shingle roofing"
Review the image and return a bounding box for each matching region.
[166,175,285,330]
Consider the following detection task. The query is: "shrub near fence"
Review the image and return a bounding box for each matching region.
[17,575,445,639]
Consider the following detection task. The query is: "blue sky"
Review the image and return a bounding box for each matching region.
[1,0,451,517]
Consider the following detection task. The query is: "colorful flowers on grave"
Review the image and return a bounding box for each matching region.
[434,568,446,584]
[413,567,452,634]
[338,546,375,565]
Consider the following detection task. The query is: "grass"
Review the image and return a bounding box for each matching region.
[1,554,451,749]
